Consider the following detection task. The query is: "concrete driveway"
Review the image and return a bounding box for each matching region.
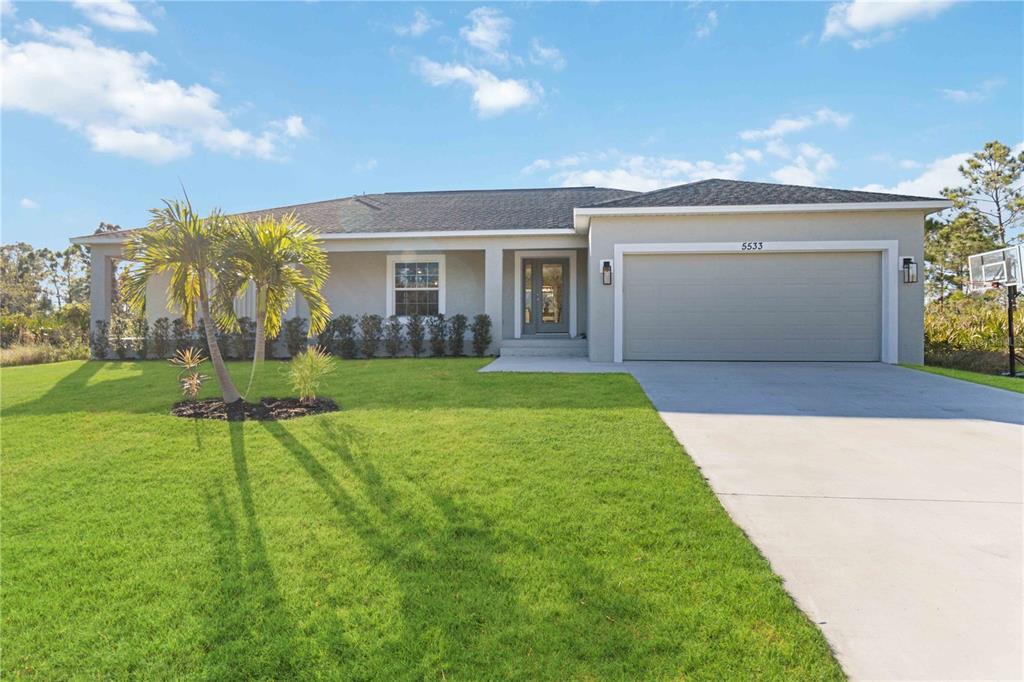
[628,362,1023,682]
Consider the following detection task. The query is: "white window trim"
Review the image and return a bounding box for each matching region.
[513,250,578,339]
[612,240,900,364]
[385,254,446,318]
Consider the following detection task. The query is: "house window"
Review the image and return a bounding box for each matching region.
[387,255,445,317]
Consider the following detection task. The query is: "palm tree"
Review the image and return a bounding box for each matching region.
[215,213,331,398]
[123,198,243,405]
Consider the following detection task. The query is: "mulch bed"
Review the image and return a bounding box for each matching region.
[171,397,339,421]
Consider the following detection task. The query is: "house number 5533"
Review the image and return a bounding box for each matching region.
[740,241,764,251]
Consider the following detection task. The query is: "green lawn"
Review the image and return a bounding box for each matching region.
[2,359,842,680]
[903,363,1024,394]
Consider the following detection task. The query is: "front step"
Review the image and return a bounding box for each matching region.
[500,338,588,357]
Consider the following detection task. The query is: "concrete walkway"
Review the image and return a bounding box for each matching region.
[628,362,1023,681]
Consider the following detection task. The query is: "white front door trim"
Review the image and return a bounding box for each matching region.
[612,240,900,364]
[513,249,578,339]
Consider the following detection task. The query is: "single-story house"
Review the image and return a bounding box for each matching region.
[73,178,952,363]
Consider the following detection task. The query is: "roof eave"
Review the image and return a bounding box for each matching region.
[573,200,952,229]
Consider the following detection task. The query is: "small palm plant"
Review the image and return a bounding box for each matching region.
[215,213,331,399]
[170,347,208,400]
[288,346,333,403]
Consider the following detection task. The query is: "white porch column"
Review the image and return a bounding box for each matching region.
[484,247,503,354]
[89,245,119,329]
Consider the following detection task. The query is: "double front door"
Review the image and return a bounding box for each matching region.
[522,258,569,334]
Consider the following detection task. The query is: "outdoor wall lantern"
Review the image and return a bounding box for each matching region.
[902,257,918,284]
[600,259,613,285]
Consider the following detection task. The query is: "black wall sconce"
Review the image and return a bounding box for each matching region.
[902,257,918,284]
[600,259,613,285]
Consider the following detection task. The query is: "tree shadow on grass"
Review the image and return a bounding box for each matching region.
[2,361,172,417]
[257,417,654,678]
[197,422,304,680]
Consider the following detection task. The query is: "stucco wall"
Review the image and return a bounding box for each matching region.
[586,210,928,364]
[317,250,486,318]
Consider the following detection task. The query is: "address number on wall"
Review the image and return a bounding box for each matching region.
[740,241,764,251]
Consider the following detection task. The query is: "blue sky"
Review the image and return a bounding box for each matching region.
[2,0,1021,249]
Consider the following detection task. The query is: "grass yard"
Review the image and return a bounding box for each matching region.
[2,359,842,680]
[903,363,1024,394]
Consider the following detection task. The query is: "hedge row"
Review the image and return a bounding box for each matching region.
[91,313,493,360]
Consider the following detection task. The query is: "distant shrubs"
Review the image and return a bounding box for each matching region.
[1,342,89,367]
[924,293,1023,374]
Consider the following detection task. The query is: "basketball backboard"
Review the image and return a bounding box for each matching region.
[968,245,1022,291]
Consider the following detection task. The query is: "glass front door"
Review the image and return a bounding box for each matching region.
[522,258,569,334]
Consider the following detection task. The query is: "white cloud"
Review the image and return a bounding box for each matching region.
[1,0,16,18]
[279,115,308,138]
[460,7,513,65]
[1,22,304,163]
[770,143,837,186]
[354,158,378,173]
[89,124,190,162]
[19,197,38,209]
[940,78,1004,103]
[528,38,565,70]
[741,148,764,163]
[857,150,971,196]
[696,9,718,38]
[394,9,439,37]
[72,0,156,33]
[823,0,957,47]
[532,151,746,192]
[414,57,539,117]
[739,108,852,141]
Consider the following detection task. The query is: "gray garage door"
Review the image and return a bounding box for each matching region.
[623,252,882,361]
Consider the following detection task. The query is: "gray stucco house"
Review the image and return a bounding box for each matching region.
[74,178,951,364]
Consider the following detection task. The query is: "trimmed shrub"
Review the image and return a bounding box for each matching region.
[427,314,447,357]
[265,332,279,360]
[111,316,130,359]
[384,315,404,357]
[316,317,336,355]
[197,324,212,359]
[359,314,384,358]
[92,320,110,359]
[152,317,171,358]
[335,315,358,359]
[447,314,468,356]
[283,316,308,357]
[407,314,425,357]
[134,317,149,359]
[471,314,492,357]
[172,318,191,353]
[237,317,255,360]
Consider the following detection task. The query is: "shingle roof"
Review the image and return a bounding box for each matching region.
[78,186,638,241]
[584,178,944,208]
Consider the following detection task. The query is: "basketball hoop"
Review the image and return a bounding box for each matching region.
[967,245,1023,377]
